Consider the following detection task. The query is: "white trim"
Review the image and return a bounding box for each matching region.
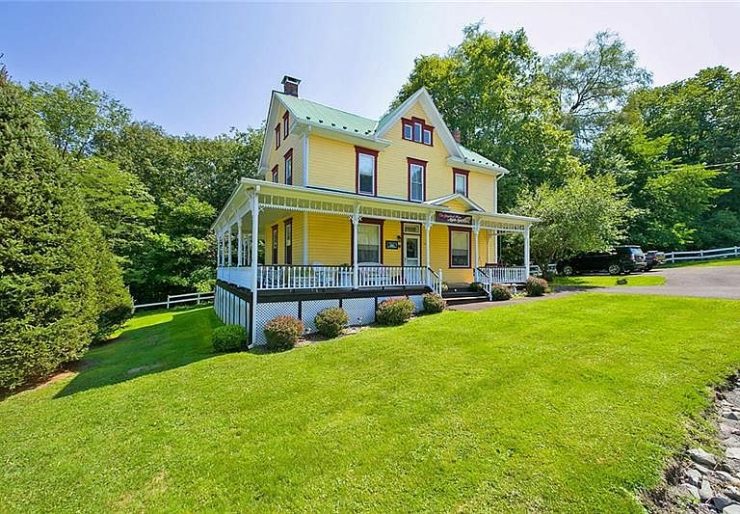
[425,193,485,212]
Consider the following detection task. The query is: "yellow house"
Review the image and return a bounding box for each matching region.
[212,76,537,345]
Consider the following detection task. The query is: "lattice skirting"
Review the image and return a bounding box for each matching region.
[213,286,424,346]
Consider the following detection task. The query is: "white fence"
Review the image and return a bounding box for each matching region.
[133,291,215,311]
[665,245,739,263]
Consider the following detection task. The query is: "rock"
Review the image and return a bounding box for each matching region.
[722,505,740,514]
[725,486,740,502]
[714,495,734,511]
[727,412,740,421]
[728,448,740,460]
[679,483,701,500]
[715,470,740,485]
[694,462,716,475]
[687,468,704,487]
[700,480,715,501]
[690,448,718,467]
[722,437,740,448]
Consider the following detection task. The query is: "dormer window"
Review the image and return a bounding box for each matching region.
[283,112,289,139]
[275,124,281,149]
[402,117,433,146]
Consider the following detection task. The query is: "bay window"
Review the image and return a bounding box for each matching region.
[407,158,426,202]
[449,228,471,268]
[357,222,382,264]
[355,147,377,196]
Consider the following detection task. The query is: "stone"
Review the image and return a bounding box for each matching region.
[728,448,740,460]
[722,437,740,448]
[716,470,740,485]
[690,448,718,468]
[726,486,740,502]
[714,495,735,511]
[700,480,714,501]
[687,468,704,487]
[694,462,715,475]
[722,505,740,514]
[727,412,740,421]
[679,483,701,500]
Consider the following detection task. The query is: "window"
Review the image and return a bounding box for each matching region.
[407,158,426,202]
[355,147,377,196]
[284,149,293,185]
[284,218,293,265]
[271,225,279,263]
[271,165,278,183]
[449,228,471,268]
[275,124,281,149]
[453,169,469,196]
[401,117,433,146]
[283,112,289,139]
[357,222,381,264]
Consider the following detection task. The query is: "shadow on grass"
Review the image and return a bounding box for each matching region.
[56,307,221,398]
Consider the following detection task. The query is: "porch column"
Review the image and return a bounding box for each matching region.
[473,222,480,269]
[524,224,531,277]
[351,210,360,288]
[424,217,432,268]
[216,234,222,267]
[227,228,233,266]
[249,189,260,347]
[237,221,243,266]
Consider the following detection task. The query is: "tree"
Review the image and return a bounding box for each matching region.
[0,79,130,391]
[393,23,584,211]
[545,31,652,149]
[513,174,633,273]
[28,80,131,159]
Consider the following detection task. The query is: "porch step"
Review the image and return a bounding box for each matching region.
[443,290,489,305]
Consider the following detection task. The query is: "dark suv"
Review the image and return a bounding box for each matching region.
[557,246,647,276]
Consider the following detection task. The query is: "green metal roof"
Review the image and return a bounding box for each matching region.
[276,92,377,136]
[276,91,503,170]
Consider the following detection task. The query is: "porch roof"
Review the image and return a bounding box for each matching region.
[212,178,539,235]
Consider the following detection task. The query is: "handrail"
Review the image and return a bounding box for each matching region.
[474,267,492,300]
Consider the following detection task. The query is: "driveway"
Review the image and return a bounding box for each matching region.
[600,265,740,299]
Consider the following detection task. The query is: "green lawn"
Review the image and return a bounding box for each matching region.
[1,296,739,513]
[664,257,740,268]
[552,274,666,288]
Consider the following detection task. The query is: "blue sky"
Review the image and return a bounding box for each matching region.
[2,2,738,137]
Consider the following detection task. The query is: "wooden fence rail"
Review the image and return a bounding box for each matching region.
[133,291,215,311]
[664,245,739,263]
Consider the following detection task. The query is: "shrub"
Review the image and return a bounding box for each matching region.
[525,276,548,297]
[212,325,246,353]
[491,285,512,301]
[314,307,348,338]
[469,282,484,292]
[376,297,415,326]
[422,293,446,314]
[264,315,304,351]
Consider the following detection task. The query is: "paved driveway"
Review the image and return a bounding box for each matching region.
[601,265,740,299]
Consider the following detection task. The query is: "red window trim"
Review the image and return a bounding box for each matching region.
[401,117,434,146]
[401,222,423,266]
[284,218,293,265]
[407,157,427,202]
[350,218,384,265]
[283,148,293,185]
[283,112,289,139]
[453,168,469,196]
[355,146,379,197]
[448,226,472,269]
[271,165,279,183]
[275,124,281,149]
[271,224,279,264]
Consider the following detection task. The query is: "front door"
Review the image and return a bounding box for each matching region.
[403,235,420,267]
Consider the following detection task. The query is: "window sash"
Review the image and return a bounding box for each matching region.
[423,129,432,145]
[454,173,468,195]
[357,152,375,195]
[284,154,292,184]
[403,123,413,141]
[283,113,289,138]
[413,122,422,142]
[409,163,424,202]
[450,230,470,267]
[275,125,281,149]
[357,223,381,264]
[271,166,278,183]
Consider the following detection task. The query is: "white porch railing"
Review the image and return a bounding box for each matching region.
[483,266,528,284]
[665,245,739,263]
[259,265,354,290]
[217,266,254,288]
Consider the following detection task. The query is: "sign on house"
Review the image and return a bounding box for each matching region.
[435,211,472,225]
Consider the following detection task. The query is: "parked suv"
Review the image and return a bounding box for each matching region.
[557,246,647,276]
[644,250,665,271]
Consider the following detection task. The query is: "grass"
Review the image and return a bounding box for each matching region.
[663,257,740,268]
[552,274,666,288]
[1,296,739,513]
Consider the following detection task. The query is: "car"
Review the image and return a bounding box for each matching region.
[644,250,665,270]
[557,246,647,276]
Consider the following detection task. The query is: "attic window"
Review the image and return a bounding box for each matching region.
[402,117,433,146]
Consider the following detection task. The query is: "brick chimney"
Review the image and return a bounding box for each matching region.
[452,127,462,144]
[281,75,301,97]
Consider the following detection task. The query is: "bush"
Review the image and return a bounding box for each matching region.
[525,276,548,297]
[212,325,246,353]
[469,282,484,292]
[491,285,512,301]
[422,293,446,314]
[264,315,304,351]
[314,307,348,338]
[376,297,415,326]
